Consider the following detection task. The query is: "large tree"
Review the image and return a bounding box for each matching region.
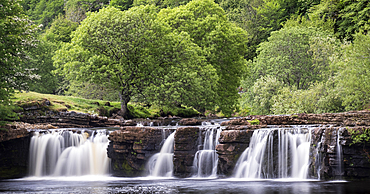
[157,0,249,115]
[252,26,332,90]
[0,0,38,124]
[54,5,217,117]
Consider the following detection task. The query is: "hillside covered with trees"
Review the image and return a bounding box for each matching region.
[1,0,370,121]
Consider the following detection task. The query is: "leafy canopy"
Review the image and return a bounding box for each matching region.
[54,5,217,117]
[157,0,249,115]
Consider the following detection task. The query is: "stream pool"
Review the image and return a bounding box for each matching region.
[0,176,369,194]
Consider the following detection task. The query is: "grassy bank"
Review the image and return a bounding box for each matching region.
[12,91,199,118]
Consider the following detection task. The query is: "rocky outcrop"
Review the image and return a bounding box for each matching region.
[107,126,175,176]
[20,111,122,128]
[216,130,253,177]
[222,110,370,126]
[309,126,370,180]
[178,118,202,126]
[0,127,31,179]
[173,127,199,177]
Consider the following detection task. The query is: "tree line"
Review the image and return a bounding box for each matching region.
[1,0,369,120]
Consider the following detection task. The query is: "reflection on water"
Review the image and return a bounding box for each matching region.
[0,178,369,194]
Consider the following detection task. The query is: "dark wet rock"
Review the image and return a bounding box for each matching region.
[308,126,370,180]
[216,130,253,176]
[173,127,199,177]
[0,128,31,179]
[107,126,175,177]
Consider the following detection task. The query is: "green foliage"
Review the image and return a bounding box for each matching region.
[252,26,331,90]
[246,75,284,115]
[28,0,65,28]
[66,81,119,101]
[1,0,39,123]
[247,119,260,125]
[349,128,370,146]
[55,5,217,117]
[65,0,110,23]
[157,105,199,117]
[336,0,370,40]
[0,104,20,126]
[133,0,190,8]
[335,33,370,110]
[110,0,134,10]
[127,104,152,118]
[44,15,79,43]
[24,15,78,95]
[158,0,249,116]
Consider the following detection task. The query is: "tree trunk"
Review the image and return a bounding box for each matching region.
[119,90,130,118]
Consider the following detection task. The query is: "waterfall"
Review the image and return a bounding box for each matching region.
[234,127,311,179]
[192,124,222,178]
[28,130,110,177]
[315,136,324,179]
[148,131,175,177]
[336,128,343,179]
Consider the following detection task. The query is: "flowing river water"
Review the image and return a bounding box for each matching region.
[1,177,369,193]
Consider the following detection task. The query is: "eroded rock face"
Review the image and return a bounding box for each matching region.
[20,111,122,128]
[107,126,175,177]
[222,110,370,126]
[173,127,199,177]
[216,130,253,176]
[178,118,202,126]
[309,126,370,180]
[0,128,31,179]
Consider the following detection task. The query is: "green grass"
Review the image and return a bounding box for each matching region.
[13,91,120,114]
[11,91,199,118]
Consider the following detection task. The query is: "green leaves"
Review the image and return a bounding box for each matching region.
[335,33,370,111]
[54,5,220,117]
[158,0,249,115]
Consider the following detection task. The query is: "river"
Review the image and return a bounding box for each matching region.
[1,177,369,193]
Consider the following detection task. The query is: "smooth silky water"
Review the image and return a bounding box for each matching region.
[1,126,370,193]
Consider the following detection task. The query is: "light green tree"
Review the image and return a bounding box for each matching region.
[157,0,249,115]
[54,5,217,117]
[336,33,370,110]
[252,26,332,90]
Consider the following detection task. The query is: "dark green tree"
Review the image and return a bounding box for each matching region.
[0,0,39,124]
[24,15,78,94]
[110,0,134,10]
[28,0,65,28]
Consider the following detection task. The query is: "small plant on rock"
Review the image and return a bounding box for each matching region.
[248,119,260,125]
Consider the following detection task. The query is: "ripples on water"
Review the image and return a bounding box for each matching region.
[1,177,370,194]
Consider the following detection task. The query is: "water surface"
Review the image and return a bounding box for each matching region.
[1,177,369,194]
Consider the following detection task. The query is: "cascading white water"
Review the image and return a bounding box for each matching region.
[148,131,175,177]
[234,127,311,179]
[234,129,273,179]
[29,130,110,177]
[192,123,222,178]
[336,128,343,179]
